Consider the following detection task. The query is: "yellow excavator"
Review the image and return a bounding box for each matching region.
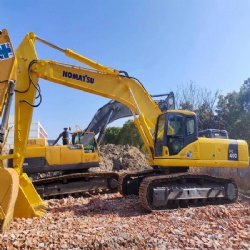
[17,129,120,199]
[0,30,249,232]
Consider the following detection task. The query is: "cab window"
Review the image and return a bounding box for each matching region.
[167,115,184,136]
[156,114,166,142]
[186,117,195,135]
[81,133,96,153]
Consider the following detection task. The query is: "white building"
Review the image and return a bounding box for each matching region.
[5,115,48,147]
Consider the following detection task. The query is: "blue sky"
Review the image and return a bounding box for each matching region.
[2,0,250,140]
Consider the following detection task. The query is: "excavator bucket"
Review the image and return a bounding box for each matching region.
[0,164,47,233]
[0,29,47,232]
[0,167,19,233]
[13,173,47,218]
[0,164,46,233]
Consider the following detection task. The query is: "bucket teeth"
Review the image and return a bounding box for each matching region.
[33,203,48,216]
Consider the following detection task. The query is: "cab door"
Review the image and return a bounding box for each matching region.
[166,113,185,155]
[155,112,198,157]
[154,113,166,157]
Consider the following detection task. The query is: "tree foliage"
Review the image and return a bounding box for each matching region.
[101,127,121,145]
[240,79,250,110]
[102,120,145,151]
[118,120,144,150]
[215,80,250,145]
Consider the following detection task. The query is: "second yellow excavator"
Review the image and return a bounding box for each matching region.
[0,30,249,232]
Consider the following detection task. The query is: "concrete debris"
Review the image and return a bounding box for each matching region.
[0,144,249,249]
[0,194,249,249]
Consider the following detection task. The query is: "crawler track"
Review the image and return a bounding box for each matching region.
[118,169,160,196]
[32,172,119,199]
[118,171,238,211]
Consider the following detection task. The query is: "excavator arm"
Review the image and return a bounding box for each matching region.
[86,100,133,144]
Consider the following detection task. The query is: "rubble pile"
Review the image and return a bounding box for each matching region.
[97,144,151,172]
[0,194,249,249]
[0,144,249,249]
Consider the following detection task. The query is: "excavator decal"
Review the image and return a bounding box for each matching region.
[228,141,238,161]
[62,70,94,84]
[0,42,14,60]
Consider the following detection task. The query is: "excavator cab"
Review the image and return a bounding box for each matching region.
[154,110,198,157]
[72,131,98,153]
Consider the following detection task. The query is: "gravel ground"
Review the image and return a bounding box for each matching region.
[1,193,249,250]
[1,144,249,249]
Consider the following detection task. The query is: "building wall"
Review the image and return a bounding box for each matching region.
[5,115,48,147]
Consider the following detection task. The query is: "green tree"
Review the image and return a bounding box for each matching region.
[102,120,146,152]
[196,101,216,130]
[240,79,250,110]
[118,120,144,150]
[215,90,249,145]
[238,80,250,146]
[101,127,121,145]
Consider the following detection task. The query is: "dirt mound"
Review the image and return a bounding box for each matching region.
[96,144,151,172]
